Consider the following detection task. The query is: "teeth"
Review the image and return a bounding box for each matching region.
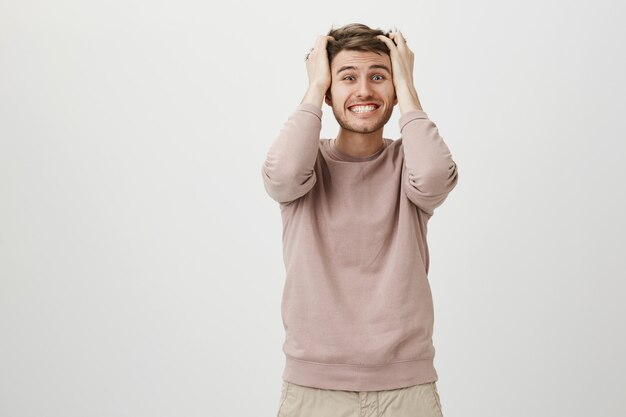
[350,105,377,113]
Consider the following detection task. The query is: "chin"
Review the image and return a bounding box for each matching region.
[343,122,386,134]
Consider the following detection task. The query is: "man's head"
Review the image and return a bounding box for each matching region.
[324,23,398,135]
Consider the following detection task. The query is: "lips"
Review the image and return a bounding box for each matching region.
[348,103,379,113]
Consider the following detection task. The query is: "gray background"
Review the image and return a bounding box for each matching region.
[1,0,625,416]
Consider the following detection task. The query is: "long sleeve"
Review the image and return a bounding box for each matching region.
[400,110,459,216]
[261,103,322,203]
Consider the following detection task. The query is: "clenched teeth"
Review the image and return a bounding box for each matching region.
[349,105,377,113]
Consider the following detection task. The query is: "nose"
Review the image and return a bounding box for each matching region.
[356,77,373,98]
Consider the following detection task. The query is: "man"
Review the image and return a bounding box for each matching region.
[261,23,459,417]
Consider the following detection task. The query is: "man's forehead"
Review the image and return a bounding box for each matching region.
[331,50,391,70]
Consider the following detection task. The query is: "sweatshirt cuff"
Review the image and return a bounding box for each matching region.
[297,103,323,121]
[399,109,429,132]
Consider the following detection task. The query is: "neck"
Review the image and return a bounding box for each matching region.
[334,128,384,158]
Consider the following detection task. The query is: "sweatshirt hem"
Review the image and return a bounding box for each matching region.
[282,355,438,392]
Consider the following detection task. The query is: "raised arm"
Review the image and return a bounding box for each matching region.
[378,31,459,216]
[399,110,459,216]
[261,104,322,203]
[261,35,335,204]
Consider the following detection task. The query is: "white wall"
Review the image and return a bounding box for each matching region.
[1,0,625,416]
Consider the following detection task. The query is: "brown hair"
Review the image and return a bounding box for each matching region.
[326,23,392,65]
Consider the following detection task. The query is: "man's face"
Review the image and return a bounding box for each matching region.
[325,49,397,135]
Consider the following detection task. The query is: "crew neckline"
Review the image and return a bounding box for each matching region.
[326,138,390,162]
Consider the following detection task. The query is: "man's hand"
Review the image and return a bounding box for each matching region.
[377,31,423,113]
[301,35,335,108]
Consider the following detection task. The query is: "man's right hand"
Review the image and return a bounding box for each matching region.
[301,35,335,108]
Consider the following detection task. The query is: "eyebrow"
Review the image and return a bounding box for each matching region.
[336,64,391,76]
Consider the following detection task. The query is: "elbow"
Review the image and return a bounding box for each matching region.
[261,164,316,203]
[412,162,459,196]
[403,161,459,215]
[441,161,459,192]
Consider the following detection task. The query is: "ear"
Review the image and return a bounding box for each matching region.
[324,90,332,106]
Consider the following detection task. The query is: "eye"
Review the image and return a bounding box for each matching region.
[372,74,384,81]
[343,75,355,81]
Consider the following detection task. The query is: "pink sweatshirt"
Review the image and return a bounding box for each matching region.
[261,102,459,391]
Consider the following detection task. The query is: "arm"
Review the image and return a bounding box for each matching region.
[261,35,334,204]
[400,110,459,216]
[378,31,459,215]
[261,103,322,203]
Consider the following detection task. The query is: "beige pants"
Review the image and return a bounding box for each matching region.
[276,380,444,417]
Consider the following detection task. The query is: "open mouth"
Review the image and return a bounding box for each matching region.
[348,104,379,114]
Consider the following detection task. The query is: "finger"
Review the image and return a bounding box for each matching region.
[392,32,415,57]
[308,35,335,58]
[376,35,396,50]
[314,34,333,49]
[388,32,398,45]
[391,31,408,49]
[306,36,328,61]
[307,36,325,56]
[314,36,325,49]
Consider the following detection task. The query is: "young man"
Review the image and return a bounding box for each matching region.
[261,23,459,416]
